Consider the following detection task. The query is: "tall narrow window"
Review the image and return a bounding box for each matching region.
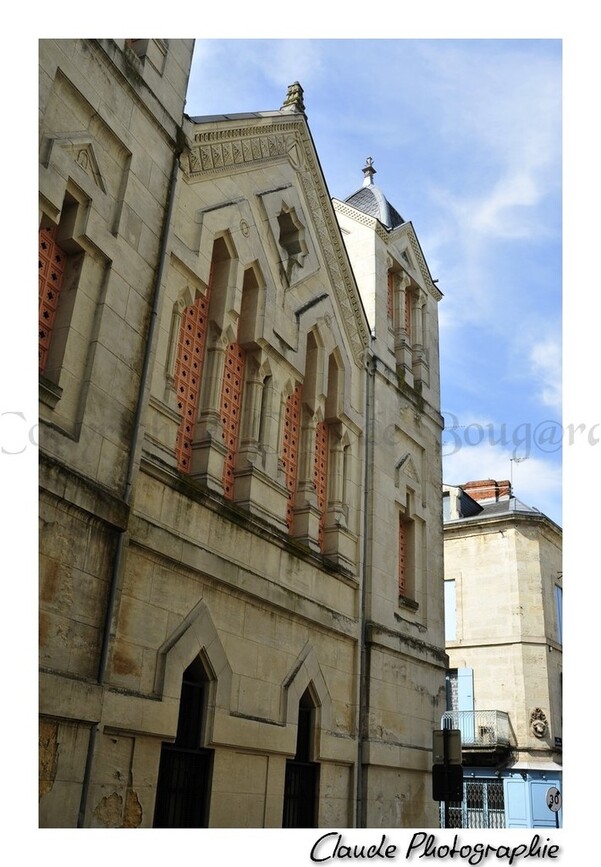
[220,341,246,498]
[39,227,66,373]
[398,515,414,598]
[174,292,210,473]
[38,195,88,397]
[554,585,563,644]
[445,669,457,713]
[313,421,329,550]
[404,289,412,339]
[282,385,302,529]
[258,375,273,456]
[174,239,234,476]
[444,580,457,641]
[282,688,319,827]
[153,658,213,828]
[451,667,475,745]
[387,270,394,323]
[398,517,407,596]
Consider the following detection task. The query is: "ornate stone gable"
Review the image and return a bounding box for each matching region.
[396,222,443,302]
[41,134,110,196]
[333,199,442,303]
[184,118,370,364]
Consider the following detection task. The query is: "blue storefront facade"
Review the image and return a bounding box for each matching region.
[441,766,562,829]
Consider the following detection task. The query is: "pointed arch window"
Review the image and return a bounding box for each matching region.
[174,290,210,473]
[172,238,233,477]
[282,688,319,827]
[173,246,266,499]
[153,657,213,828]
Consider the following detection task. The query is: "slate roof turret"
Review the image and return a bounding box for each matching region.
[343,157,405,231]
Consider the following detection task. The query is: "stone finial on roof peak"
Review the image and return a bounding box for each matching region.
[281,81,305,113]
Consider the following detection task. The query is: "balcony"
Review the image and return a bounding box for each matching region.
[441,710,513,763]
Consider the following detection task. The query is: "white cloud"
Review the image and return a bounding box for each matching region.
[528,337,562,412]
[462,173,540,238]
[261,40,325,90]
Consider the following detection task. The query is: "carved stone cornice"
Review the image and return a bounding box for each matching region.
[402,224,443,301]
[185,120,302,176]
[333,199,390,241]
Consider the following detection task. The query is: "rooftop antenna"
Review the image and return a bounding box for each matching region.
[509,457,526,492]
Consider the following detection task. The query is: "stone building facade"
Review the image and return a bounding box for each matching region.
[39,39,447,828]
[442,480,562,828]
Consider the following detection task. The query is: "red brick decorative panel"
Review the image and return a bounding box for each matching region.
[282,385,302,529]
[220,341,246,499]
[387,271,394,321]
[39,227,65,372]
[314,421,329,550]
[399,517,407,596]
[174,295,209,473]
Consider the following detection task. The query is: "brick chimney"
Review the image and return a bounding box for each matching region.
[462,479,512,503]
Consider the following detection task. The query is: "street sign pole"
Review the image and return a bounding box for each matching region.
[443,724,449,829]
[432,726,462,827]
[546,786,561,829]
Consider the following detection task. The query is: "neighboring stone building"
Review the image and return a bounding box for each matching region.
[39,39,447,828]
[442,480,562,829]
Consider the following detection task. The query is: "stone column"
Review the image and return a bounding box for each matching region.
[190,333,228,492]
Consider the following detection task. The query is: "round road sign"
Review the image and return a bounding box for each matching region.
[546,786,561,812]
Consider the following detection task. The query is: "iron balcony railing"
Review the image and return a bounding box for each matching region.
[441,710,512,748]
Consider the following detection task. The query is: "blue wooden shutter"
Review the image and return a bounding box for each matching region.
[444,580,457,641]
[457,667,474,743]
[504,778,528,828]
[554,585,562,644]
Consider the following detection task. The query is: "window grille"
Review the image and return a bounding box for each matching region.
[405,291,412,338]
[399,517,407,595]
[174,295,209,472]
[313,421,329,549]
[220,341,246,499]
[282,385,302,529]
[39,227,66,373]
[282,761,318,827]
[283,692,319,827]
[153,746,212,828]
[442,778,505,829]
[387,271,394,321]
[153,660,213,828]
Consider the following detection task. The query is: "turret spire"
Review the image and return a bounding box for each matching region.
[362,156,376,187]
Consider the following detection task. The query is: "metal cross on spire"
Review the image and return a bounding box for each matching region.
[362,156,376,186]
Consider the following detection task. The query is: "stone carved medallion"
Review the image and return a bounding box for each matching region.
[530,707,548,738]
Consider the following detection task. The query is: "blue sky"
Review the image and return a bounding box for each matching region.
[187,39,563,523]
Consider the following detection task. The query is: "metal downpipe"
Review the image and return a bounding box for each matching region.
[356,351,376,827]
